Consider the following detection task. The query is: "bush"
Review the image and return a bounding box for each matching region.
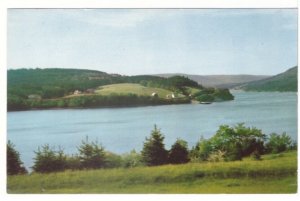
[78,137,106,169]
[266,132,293,154]
[251,150,262,161]
[7,141,27,175]
[190,137,213,162]
[210,123,266,161]
[104,152,123,168]
[168,139,190,164]
[207,150,226,162]
[32,145,67,173]
[141,125,168,166]
[122,150,143,168]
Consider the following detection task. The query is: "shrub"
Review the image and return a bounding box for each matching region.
[207,150,226,162]
[168,139,190,164]
[266,132,293,154]
[104,152,123,168]
[32,145,67,173]
[190,137,213,162]
[251,150,262,161]
[122,150,143,168]
[7,141,27,175]
[141,125,168,166]
[210,123,266,161]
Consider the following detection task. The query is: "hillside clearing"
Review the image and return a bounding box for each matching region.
[95,83,178,98]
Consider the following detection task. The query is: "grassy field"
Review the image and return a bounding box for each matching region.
[185,86,201,95]
[95,83,176,98]
[7,151,297,194]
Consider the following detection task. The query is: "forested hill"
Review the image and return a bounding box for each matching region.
[8,68,199,99]
[8,68,122,99]
[10,68,235,111]
[238,66,297,92]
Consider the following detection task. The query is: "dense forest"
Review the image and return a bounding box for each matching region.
[7,68,234,111]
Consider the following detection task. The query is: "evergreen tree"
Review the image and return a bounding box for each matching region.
[7,141,27,175]
[141,125,168,166]
[169,139,190,164]
[32,144,67,173]
[78,137,106,169]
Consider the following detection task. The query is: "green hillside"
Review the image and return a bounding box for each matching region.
[7,68,234,111]
[7,151,297,193]
[239,66,297,92]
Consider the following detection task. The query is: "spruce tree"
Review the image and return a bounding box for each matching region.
[7,141,27,175]
[78,137,106,169]
[141,125,168,166]
[169,139,190,164]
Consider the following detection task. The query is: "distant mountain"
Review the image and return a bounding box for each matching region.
[237,66,297,92]
[156,73,270,88]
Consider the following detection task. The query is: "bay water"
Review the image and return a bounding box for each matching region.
[7,91,297,170]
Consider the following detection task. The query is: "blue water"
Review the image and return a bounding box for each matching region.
[7,91,297,170]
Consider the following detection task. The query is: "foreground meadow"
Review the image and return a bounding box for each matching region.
[7,151,297,194]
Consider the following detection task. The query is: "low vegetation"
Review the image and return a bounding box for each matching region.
[7,151,297,193]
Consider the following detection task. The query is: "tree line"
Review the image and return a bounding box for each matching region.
[8,94,190,111]
[8,123,295,175]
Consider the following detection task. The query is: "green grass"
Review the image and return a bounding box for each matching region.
[185,86,201,95]
[7,151,297,194]
[95,83,175,98]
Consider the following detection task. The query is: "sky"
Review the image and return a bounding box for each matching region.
[7,9,297,75]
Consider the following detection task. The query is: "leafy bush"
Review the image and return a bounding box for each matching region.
[251,150,262,161]
[7,141,27,175]
[141,125,168,166]
[190,137,213,162]
[168,139,190,164]
[266,132,293,154]
[104,152,123,168]
[210,123,266,161]
[207,150,226,162]
[122,150,143,168]
[32,145,67,173]
[191,124,266,162]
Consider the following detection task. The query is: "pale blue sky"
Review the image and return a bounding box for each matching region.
[7,9,297,75]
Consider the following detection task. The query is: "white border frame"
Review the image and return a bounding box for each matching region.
[1,1,298,201]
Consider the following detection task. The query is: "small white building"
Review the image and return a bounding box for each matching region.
[74,90,82,95]
[28,94,42,100]
[171,93,175,98]
[151,92,158,97]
